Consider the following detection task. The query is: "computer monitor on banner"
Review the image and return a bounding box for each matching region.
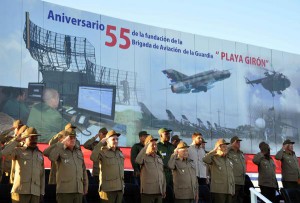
[77,84,116,121]
[27,83,45,101]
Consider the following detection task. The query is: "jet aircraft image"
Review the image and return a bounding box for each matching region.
[245,71,291,97]
[162,69,231,94]
[138,102,206,137]
[138,102,181,130]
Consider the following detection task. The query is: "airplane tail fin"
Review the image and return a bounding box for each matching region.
[138,102,157,120]
[162,69,188,83]
[166,109,176,121]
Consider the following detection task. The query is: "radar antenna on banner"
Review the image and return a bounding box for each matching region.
[23,12,142,105]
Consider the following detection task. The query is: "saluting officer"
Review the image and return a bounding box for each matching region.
[168,141,198,203]
[227,136,246,203]
[157,128,174,203]
[90,130,124,203]
[130,130,149,186]
[44,129,68,184]
[275,139,300,189]
[1,120,27,184]
[45,128,88,203]
[83,127,108,183]
[253,142,278,203]
[2,127,45,203]
[203,138,235,203]
[136,135,166,203]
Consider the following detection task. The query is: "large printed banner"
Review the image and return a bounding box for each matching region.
[0,0,300,154]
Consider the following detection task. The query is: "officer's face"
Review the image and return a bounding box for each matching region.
[149,141,157,152]
[160,131,170,142]
[65,136,76,149]
[140,135,147,144]
[107,135,119,149]
[26,135,38,147]
[232,140,241,149]
[172,139,180,147]
[178,148,188,159]
[287,144,294,151]
[98,132,107,141]
[218,144,228,156]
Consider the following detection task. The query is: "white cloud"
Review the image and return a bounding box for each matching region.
[280,88,300,113]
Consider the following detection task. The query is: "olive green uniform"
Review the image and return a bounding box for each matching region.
[157,141,175,185]
[45,133,81,185]
[168,154,198,202]
[203,151,235,203]
[46,142,88,203]
[27,103,68,143]
[130,142,144,176]
[90,145,124,203]
[136,146,166,203]
[253,152,277,202]
[253,153,277,188]
[275,149,300,188]
[83,137,100,177]
[2,98,29,122]
[227,147,246,203]
[2,140,45,203]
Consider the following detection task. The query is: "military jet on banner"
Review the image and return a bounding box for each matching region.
[138,102,180,129]
[162,69,231,94]
[245,71,291,97]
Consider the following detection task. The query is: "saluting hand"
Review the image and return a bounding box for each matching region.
[15,133,24,142]
[101,137,108,143]
[174,148,179,155]
[61,135,71,146]
[146,142,156,155]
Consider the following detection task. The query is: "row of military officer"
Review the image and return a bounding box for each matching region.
[1,120,300,203]
[129,129,300,203]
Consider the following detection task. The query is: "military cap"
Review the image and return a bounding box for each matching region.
[171,135,181,142]
[215,138,230,148]
[144,135,158,145]
[13,119,23,128]
[57,130,67,139]
[105,130,121,138]
[18,125,28,135]
[99,127,108,134]
[176,141,189,149]
[230,136,242,144]
[158,128,172,135]
[21,127,41,139]
[283,139,295,145]
[202,138,207,143]
[64,123,76,130]
[139,131,149,137]
[65,128,76,137]
[259,141,269,152]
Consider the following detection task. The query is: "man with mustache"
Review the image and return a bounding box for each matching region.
[203,138,235,203]
[2,127,45,203]
[275,139,300,189]
[45,128,88,203]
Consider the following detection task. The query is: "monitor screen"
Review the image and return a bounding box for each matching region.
[27,83,45,101]
[77,85,116,120]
